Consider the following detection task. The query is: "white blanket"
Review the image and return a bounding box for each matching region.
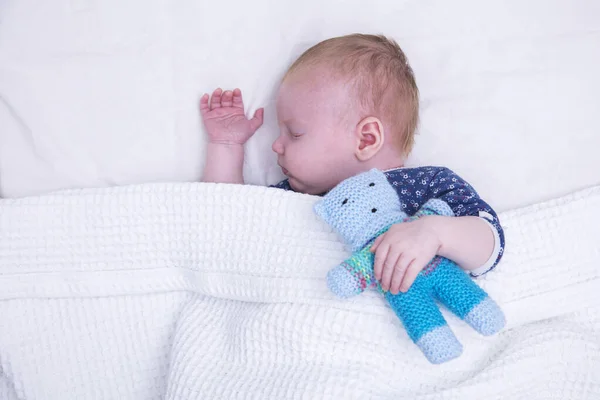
[0,183,599,399]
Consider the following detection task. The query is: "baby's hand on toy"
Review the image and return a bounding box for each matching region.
[371,216,441,294]
[200,88,264,146]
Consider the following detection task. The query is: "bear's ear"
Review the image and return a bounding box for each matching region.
[314,200,328,222]
[366,168,383,179]
[367,168,387,184]
[419,199,454,217]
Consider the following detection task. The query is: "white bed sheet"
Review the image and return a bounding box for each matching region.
[1,0,599,210]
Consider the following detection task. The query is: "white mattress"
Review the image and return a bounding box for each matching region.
[1,0,600,210]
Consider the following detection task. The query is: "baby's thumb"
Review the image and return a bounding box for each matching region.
[250,108,264,131]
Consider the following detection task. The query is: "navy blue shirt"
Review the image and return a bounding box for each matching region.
[271,166,504,276]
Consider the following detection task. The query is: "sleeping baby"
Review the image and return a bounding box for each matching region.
[199,33,505,294]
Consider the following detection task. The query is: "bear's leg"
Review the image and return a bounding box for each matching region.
[385,277,462,364]
[432,259,505,336]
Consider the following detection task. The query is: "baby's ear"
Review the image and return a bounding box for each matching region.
[354,117,384,161]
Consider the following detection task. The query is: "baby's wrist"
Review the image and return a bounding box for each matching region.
[421,215,445,252]
[203,142,245,184]
[205,142,245,165]
[207,140,246,148]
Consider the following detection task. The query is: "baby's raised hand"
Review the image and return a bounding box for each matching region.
[371,217,441,294]
[200,88,264,145]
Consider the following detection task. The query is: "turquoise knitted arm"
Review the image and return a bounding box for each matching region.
[326,247,377,298]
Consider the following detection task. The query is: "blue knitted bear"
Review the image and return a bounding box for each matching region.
[314,168,505,364]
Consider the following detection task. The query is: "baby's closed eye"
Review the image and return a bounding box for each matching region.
[288,130,304,138]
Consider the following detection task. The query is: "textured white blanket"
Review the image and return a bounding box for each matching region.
[0,183,599,399]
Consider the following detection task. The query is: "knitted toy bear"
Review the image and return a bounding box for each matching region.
[314,168,505,364]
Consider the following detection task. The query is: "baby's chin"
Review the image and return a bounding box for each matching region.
[287,178,308,194]
[288,177,330,196]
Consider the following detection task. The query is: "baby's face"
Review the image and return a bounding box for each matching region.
[273,67,361,195]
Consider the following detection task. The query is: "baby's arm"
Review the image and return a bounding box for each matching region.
[426,215,496,272]
[372,170,504,294]
[200,88,264,184]
[426,168,504,276]
[407,199,496,271]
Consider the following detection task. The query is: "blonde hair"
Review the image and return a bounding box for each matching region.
[284,33,419,156]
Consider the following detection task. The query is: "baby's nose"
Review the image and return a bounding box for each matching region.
[272,137,284,155]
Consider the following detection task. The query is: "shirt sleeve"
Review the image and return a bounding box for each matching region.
[427,168,505,277]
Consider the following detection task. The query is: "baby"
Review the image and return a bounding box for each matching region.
[200,33,504,295]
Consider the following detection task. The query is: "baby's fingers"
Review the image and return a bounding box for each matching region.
[199,94,210,115]
[221,90,234,107]
[381,250,402,292]
[370,235,384,253]
[389,254,413,294]
[232,88,244,109]
[399,257,427,293]
[210,88,223,110]
[373,239,389,281]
